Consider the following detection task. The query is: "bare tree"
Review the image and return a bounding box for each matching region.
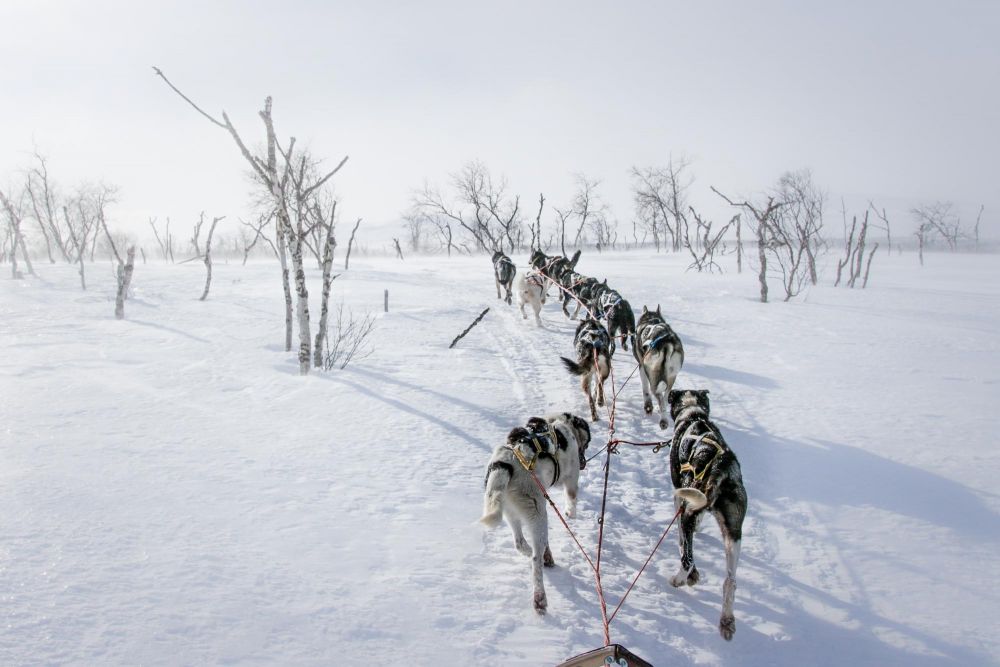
[238,213,275,264]
[199,215,225,300]
[322,303,376,370]
[775,169,826,285]
[911,201,962,252]
[631,158,691,252]
[411,161,521,253]
[531,193,545,250]
[343,217,362,269]
[403,212,425,252]
[24,151,72,263]
[554,206,572,256]
[713,186,782,303]
[569,173,610,249]
[684,208,737,272]
[0,189,31,278]
[868,201,892,255]
[154,66,348,375]
[393,237,404,259]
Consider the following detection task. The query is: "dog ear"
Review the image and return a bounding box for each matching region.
[657,304,662,315]
[642,305,648,314]
[668,389,683,406]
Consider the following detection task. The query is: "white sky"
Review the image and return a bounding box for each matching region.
[2,0,998,246]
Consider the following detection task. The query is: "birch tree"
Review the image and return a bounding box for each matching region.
[154,66,348,375]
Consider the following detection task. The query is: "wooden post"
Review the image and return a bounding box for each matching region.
[384,289,388,313]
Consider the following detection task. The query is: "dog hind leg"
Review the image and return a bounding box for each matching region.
[716,502,744,640]
[527,508,550,613]
[670,508,700,587]
[509,515,531,557]
[638,365,653,414]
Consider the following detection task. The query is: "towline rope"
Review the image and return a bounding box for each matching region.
[509,279,681,646]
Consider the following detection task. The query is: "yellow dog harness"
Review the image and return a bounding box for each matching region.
[678,424,726,483]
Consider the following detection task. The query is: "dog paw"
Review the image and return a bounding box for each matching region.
[719,614,735,641]
[543,546,555,568]
[670,570,690,588]
[659,418,669,430]
[644,401,653,414]
[687,566,700,586]
[533,591,547,614]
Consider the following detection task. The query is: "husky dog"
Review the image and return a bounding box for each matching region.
[667,389,747,641]
[480,412,592,613]
[633,305,684,429]
[573,277,609,320]
[557,270,585,318]
[516,270,547,325]
[530,249,581,300]
[598,289,636,353]
[560,318,613,421]
[492,251,516,304]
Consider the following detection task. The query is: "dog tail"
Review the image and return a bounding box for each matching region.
[645,346,666,393]
[569,249,582,268]
[561,355,592,376]
[480,461,513,528]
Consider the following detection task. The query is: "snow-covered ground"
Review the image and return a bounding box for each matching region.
[1,250,997,666]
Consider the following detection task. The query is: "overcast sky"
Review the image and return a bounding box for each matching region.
[2,0,998,246]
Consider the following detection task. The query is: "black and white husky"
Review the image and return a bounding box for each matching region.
[598,289,636,353]
[516,270,547,326]
[492,250,516,305]
[633,306,684,429]
[561,318,613,421]
[667,389,747,641]
[480,412,592,614]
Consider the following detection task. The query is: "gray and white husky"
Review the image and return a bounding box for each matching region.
[492,250,516,305]
[480,412,592,613]
[516,270,547,326]
[561,318,613,421]
[667,389,747,641]
[633,305,684,429]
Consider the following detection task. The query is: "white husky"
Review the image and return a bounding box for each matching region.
[633,306,685,429]
[516,270,547,326]
[479,412,591,613]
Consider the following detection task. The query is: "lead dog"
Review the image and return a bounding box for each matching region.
[561,318,613,421]
[516,270,547,325]
[492,250,516,304]
[667,389,747,641]
[480,412,592,613]
[633,305,684,428]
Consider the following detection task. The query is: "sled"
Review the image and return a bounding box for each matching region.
[556,643,654,667]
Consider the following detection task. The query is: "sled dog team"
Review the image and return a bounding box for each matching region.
[485,249,747,642]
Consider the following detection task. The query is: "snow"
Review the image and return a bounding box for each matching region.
[1,250,998,666]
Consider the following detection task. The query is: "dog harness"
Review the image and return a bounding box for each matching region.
[641,322,672,354]
[509,424,562,485]
[677,421,726,483]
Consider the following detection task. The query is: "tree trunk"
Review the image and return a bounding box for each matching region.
[114,246,136,319]
[314,227,338,367]
[199,216,221,301]
[735,215,742,273]
[276,220,293,352]
[289,228,312,375]
[756,225,768,303]
[344,217,361,270]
